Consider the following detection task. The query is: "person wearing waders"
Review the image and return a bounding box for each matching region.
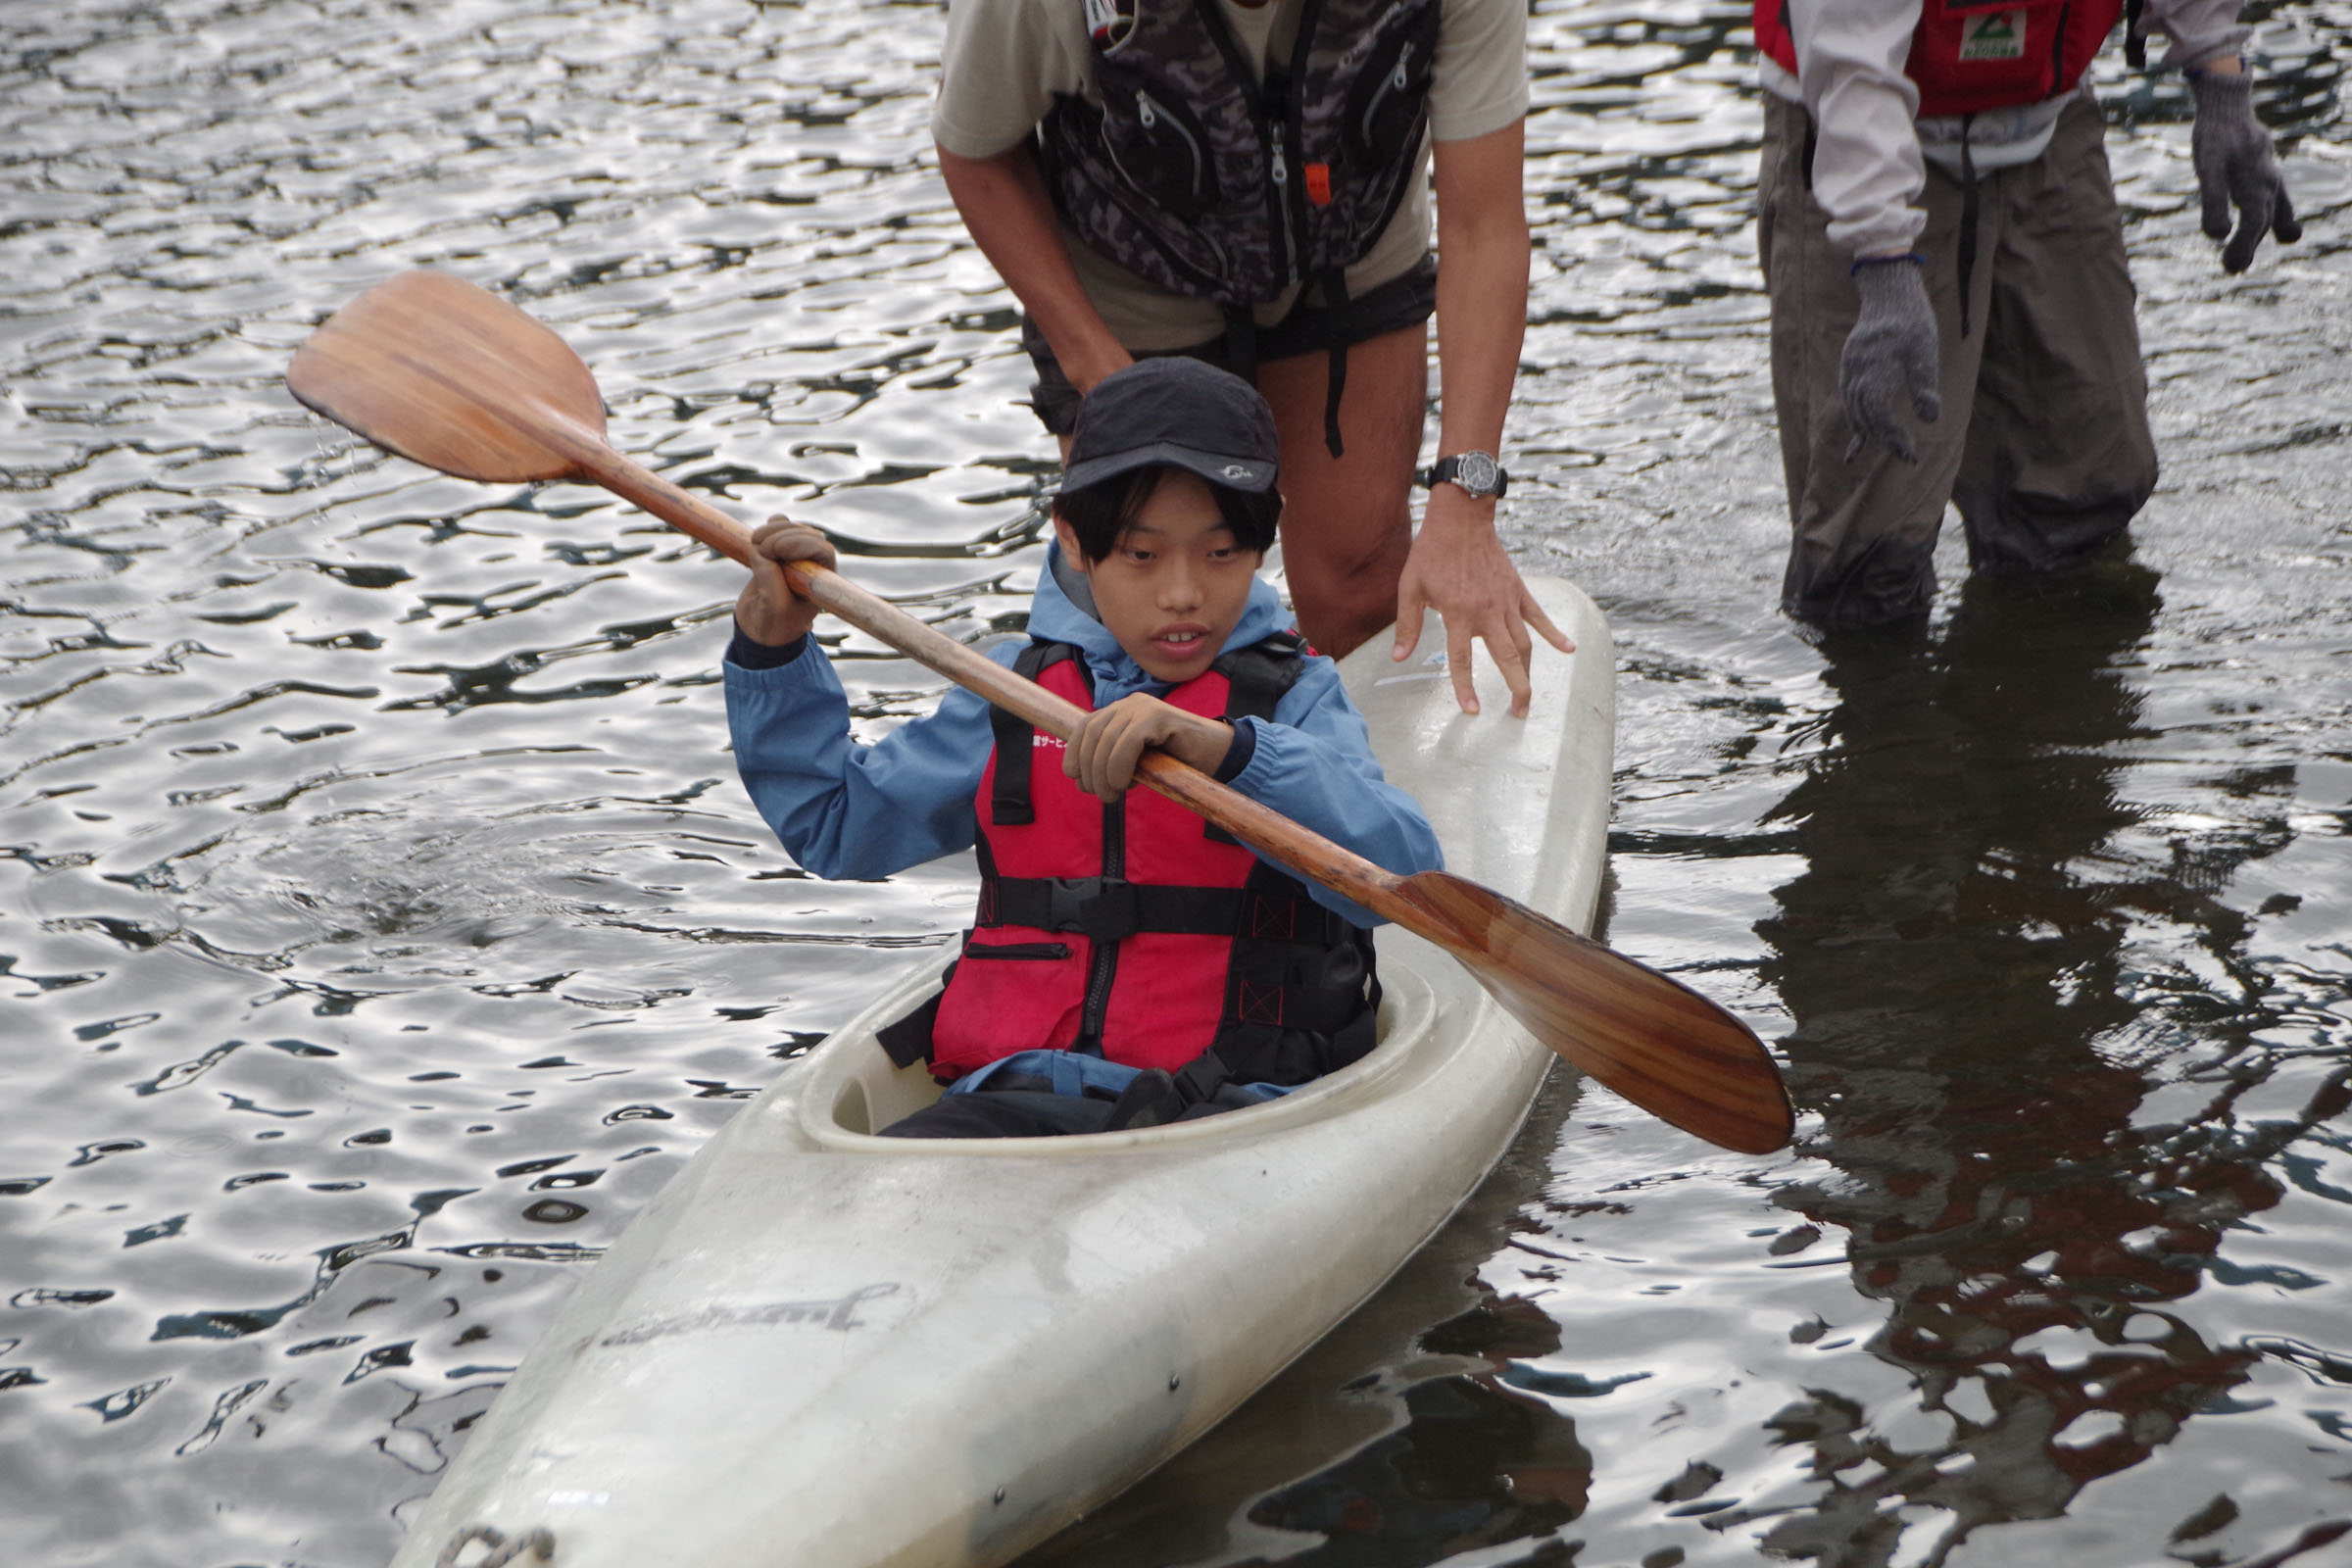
[931,0,1572,719]
[1755,0,2300,626]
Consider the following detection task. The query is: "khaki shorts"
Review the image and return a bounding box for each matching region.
[1758,92,2159,626]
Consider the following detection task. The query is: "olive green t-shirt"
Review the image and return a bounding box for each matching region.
[933,0,1529,349]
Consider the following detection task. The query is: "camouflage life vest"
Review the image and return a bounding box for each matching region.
[1038,0,1442,310]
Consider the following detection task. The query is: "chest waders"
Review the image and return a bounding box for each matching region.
[1756,0,2128,336]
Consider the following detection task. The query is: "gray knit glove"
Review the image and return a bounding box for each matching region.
[1840,257,1940,464]
[2189,69,2301,273]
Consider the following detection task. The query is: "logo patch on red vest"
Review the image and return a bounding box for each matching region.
[1957,11,2028,61]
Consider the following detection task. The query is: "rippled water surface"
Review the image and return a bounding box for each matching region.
[6,3,2351,1565]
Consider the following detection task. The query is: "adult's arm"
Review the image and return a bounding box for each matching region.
[2140,0,2252,71]
[931,0,1130,395]
[1794,0,2260,261]
[934,142,1133,395]
[1394,117,1571,720]
[1784,0,1930,261]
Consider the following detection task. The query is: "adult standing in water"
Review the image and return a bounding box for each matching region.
[1756,0,2300,627]
[932,0,1569,716]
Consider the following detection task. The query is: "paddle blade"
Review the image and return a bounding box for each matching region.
[286,270,607,482]
[1395,871,1793,1154]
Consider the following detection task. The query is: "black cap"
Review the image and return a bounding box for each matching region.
[1063,357,1279,495]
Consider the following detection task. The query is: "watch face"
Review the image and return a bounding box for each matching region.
[1454,451,1498,494]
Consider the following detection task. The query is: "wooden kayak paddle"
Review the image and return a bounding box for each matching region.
[285,270,1794,1155]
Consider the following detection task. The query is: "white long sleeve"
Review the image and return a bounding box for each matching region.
[1765,0,2257,260]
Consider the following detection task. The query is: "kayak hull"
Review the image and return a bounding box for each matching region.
[391,579,1614,1568]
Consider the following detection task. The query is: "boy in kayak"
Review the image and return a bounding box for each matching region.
[725,357,1442,1137]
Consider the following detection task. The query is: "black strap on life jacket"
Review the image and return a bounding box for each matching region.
[1319,267,1350,459]
[877,985,946,1068]
[1215,628,1307,716]
[987,640,1085,826]
[986,875,1249,941]
[1957,114,1980,340]
[1205,627,1305,841]
[1223,306,1259,390]
[2124,0,2146,69]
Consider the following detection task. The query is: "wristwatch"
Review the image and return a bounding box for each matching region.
[1424,451,1508,500]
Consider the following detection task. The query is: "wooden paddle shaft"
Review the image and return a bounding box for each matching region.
[564,442,1422,928]
[581,449,1788,1153]
[283,268,1793,1152]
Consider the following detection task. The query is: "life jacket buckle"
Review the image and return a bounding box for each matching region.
[1043,876,1141,942]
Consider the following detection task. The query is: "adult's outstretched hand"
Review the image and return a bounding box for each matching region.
[2188,68,2302,274]
[1838,256,1941,465]
[1393,487,1573,720]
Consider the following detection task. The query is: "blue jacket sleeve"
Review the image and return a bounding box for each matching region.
[1227,658,1445,928]
[724,636,1012,881]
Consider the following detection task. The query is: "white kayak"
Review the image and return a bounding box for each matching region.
[394,578,1615,1568]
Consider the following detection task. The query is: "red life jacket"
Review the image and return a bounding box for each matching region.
[891,633,1379,1084]
[1754,0,2128,119]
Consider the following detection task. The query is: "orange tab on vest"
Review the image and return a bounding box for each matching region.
[1304,162,1332,206]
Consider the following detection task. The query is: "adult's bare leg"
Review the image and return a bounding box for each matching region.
[1255,321,1428,657]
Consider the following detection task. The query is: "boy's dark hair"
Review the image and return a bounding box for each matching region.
[1054,466,1282,564]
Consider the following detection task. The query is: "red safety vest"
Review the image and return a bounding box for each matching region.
[1754,0,2127,119]
[917,636,1377,1081]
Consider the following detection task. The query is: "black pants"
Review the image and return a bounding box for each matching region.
[1020,256,1439,436]
[877,1089,1120,1140]
[876,1065,1279,1139]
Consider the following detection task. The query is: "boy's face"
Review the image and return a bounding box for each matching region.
[1056,470,1263,684]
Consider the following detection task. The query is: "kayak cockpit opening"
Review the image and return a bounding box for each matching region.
[802,956,1438,1148]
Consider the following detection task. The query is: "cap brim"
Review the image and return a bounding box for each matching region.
[1062,439,1277,495]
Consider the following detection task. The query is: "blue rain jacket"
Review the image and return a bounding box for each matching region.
[722,545,1442,928]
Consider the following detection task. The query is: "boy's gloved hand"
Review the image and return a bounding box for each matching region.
[736,517,838,648]
[2188,68,2301,274]
[1839,256,1941,464]
[1065,695,1236,804]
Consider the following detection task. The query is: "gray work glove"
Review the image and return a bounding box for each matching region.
[1839,257,1940,465]
[2188,69,2301,273]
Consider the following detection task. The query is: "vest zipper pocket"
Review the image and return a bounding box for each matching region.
[1357,43,1415,152]
[1342,8,1440,170]
[1085,168,1236,296]
[1105,88,1220,220]
[961,941,1073,960]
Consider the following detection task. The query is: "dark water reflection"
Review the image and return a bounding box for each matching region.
[5,1,2352,1566]
[1748,565,2347,1564]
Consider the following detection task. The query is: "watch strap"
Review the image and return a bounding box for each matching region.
[1424,452,1509,499]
